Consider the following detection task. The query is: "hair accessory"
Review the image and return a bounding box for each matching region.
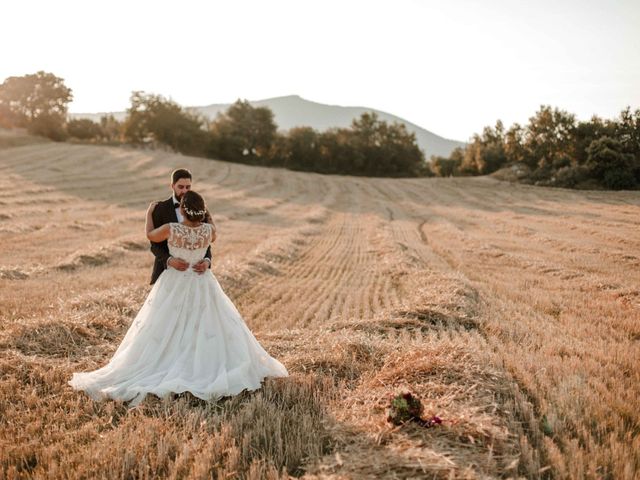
[183,206,206,217]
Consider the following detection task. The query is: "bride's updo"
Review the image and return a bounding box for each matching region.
[180,190,208,222]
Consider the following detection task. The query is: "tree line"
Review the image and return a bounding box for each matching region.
[0,71,426,177]
[1,71,638,188]
[428,106,640,190]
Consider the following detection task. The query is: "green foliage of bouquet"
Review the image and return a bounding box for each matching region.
[386,391,443,428]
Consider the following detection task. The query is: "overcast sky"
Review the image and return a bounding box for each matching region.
[2,0,638,141]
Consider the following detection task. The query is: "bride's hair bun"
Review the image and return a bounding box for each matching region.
[181,191,207,221]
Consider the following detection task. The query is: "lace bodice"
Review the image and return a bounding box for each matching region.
[168,222,213,264]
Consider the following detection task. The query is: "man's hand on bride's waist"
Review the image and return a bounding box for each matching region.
[192,258,210,274]
[167,257,189,271]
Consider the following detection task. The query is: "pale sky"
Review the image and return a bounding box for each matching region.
[2,0,638,141]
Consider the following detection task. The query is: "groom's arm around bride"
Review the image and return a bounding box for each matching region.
[148,196,213,285]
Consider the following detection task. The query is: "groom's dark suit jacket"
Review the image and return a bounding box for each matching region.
[149,196,212,285]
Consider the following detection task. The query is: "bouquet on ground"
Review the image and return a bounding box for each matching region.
[386,391,442,428]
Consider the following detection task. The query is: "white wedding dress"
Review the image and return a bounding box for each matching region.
[69,222,288,406]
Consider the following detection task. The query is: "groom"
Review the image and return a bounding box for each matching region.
[149,168,213,284]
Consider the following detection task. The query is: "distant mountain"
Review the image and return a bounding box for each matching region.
[71,95,465,158]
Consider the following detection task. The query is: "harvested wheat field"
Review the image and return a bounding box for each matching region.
[0,140,639,479]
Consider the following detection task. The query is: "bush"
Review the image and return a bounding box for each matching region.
[280,126,322,171]
[28,114,68,141]
[430,156,461,177]
[67,118,102,140]
[553,165,591,188]
[602,168,636,190]
[586,137,636,190]
[99,115,124,143]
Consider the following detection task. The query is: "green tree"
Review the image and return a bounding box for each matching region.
[573,116,611,165]
[123,91,208,155]
[610,107,640,183]
[208,100,277,164]
[448,147,471,175]
[280,126,322,171]
[461,120,507,175]
[0,103,12,128]
[430,155,461,177]
[613,107,640,154]
[586,136,636,190]
[522,105,576,171]
[67,118,102,140]
[0,71,72,140]
[317,128,356,175]
[504,123,527,165]
[99,114,123,142]
[349,112,425,176]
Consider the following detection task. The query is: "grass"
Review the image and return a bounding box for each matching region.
[0,142,638,478]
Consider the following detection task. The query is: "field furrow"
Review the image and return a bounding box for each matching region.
[1,142,638,479]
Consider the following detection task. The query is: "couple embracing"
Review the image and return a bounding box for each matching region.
[69,168,288,406]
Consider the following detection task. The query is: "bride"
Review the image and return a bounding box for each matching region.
[68,190,289,406]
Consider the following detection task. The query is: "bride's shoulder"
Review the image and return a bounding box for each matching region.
[167,222,183,233]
